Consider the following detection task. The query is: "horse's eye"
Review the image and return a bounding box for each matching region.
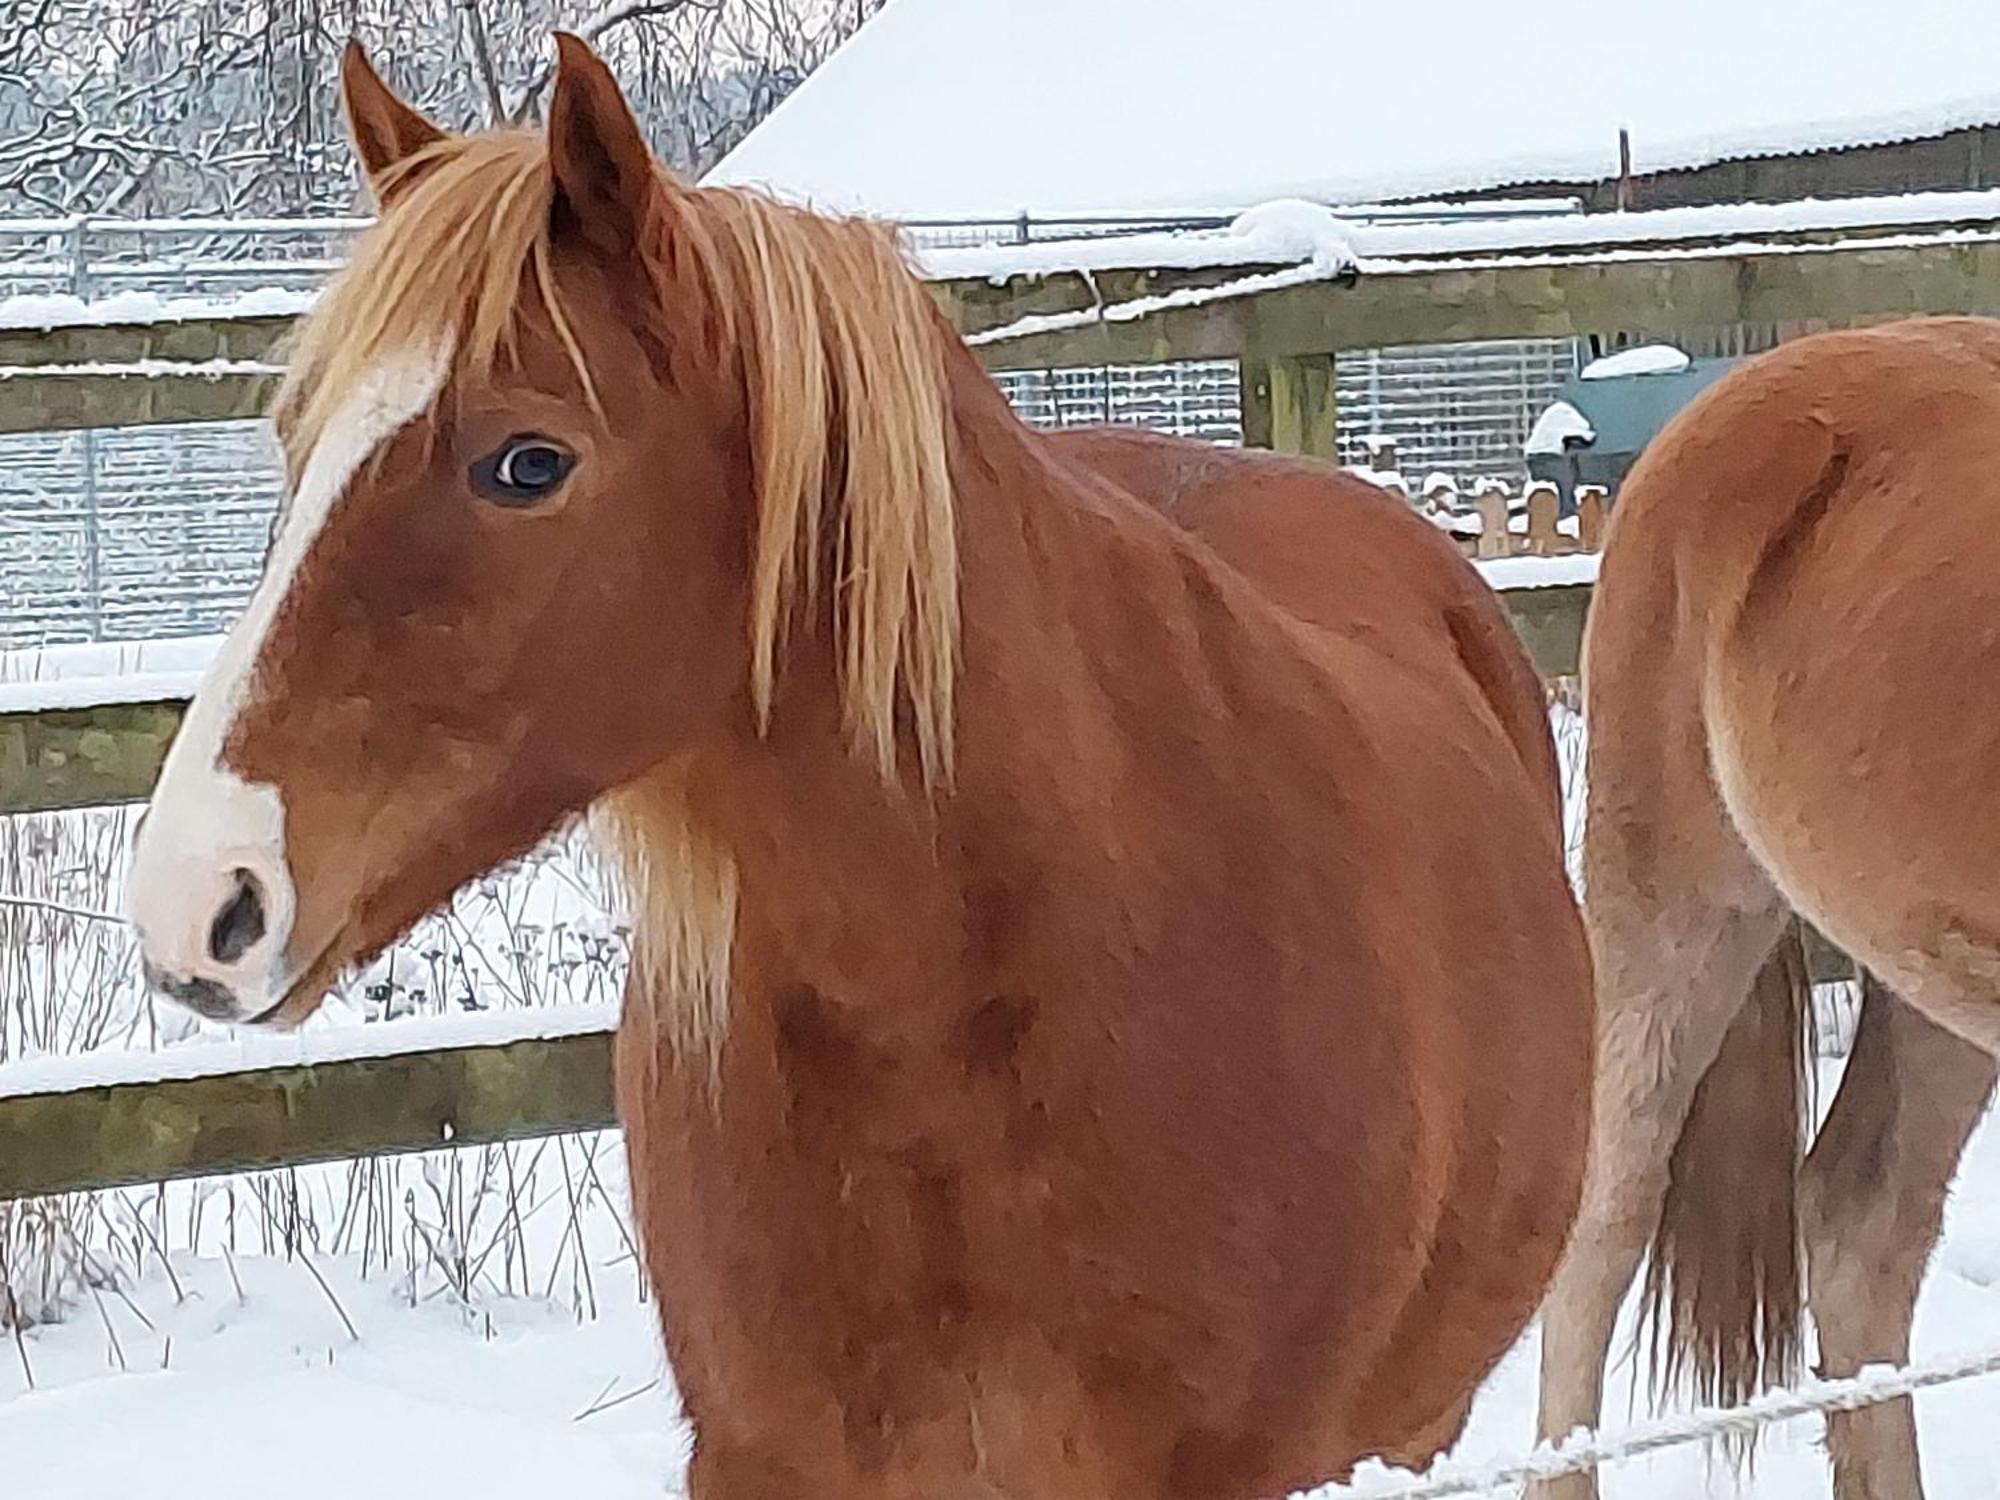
[472,436,576,506]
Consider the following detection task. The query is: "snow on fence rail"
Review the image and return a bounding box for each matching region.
[0,999,617,1102]
[12,185,2000,297]
[0,216,366,305]
[24,193,1960,374]
[0,285,317,332]
[0,214,375,237]
[1312,1343,2000,1499]
[13,184,2000,342]
[0,633,220,714]
[0,1004,621,1201]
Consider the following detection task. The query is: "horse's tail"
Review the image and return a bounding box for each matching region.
[1640,918,1816,1447]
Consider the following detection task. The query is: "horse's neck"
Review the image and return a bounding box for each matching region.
[651,350,1223,1029]
[629,371,1097,1022]
[940,342,1164,601]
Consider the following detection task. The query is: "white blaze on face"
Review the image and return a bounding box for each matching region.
[124,342,452,1025]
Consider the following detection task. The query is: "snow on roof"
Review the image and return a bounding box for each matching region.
[709,0,2000,220]
[1581,343,1694,379]
[1524,399,1597,454]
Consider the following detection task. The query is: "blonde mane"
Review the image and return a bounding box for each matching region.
[277,130,959,789]
[281,131,960,1084]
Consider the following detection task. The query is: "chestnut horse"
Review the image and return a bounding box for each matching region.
[125,35,1592,1499]
[1532,317,2000,1500]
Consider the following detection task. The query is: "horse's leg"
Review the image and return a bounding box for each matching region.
[1801,976,1996,1500]
[1527,882,1792,1500]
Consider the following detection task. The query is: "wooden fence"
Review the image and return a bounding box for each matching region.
[0,1025,616,1200]
[4,200,1968,1200]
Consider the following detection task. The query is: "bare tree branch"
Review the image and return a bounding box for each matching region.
[0,0,890,214]
[505,0,716,124]
[457,0,509,126]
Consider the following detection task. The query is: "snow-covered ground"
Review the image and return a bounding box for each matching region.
[0,1308,678,1498]
[0,1146,687,1500]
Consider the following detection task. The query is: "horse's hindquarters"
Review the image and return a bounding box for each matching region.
[1711,512,2000,1059]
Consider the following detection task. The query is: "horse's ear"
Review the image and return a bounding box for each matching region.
[341,40,447,207]
[547,32,663,256]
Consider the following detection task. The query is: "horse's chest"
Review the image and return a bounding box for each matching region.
[688,983,1057,1340]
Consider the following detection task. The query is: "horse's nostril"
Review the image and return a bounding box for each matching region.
[207,869,268,967]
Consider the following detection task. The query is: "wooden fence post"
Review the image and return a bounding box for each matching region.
[1240,352,1337,458]
[1525,481,1575,556]
[1474,483,1514,560]
[1576,485,1609,552]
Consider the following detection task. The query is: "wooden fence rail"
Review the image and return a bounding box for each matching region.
[11,213,2000,433]
[0,1029,615,1201]
[0,313,289,434]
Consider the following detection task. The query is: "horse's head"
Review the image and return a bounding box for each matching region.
[124,35,956,1028]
